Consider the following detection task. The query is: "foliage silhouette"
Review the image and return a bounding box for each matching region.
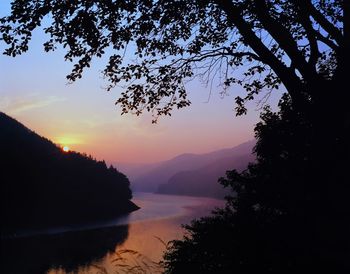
[1,1,349,273]
[0,1,347,121]
[163,94,350,273]
[0,112,138,234]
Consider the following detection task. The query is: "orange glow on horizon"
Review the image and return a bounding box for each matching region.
[63,146,70,152]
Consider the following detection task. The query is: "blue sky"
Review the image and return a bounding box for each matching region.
[0,1,283,164]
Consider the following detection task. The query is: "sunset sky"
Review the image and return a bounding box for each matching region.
[0,1,282,164]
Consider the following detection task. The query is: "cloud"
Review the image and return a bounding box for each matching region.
[0,93,66,115]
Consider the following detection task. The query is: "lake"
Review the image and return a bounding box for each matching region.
[1,192,225,274]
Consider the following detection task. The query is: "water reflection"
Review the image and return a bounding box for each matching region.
[1,193,224,273]
[1,225,129,274]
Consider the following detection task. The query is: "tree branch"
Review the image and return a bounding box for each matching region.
[223,47,261,61]
[296,0,320,68]
[214,0,307,109]
[306,0,343,46]
[253,0,320,85]
[314,31,340,52]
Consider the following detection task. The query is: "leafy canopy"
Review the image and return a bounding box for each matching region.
[0,0,344,121]
[163,92,350,273]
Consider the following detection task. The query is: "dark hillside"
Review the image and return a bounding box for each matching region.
[0,112,138,234]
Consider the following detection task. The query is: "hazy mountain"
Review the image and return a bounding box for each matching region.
[157,152,254,198]
[0,112,138,234]
[116,161,162,182]
[130,140,255,193]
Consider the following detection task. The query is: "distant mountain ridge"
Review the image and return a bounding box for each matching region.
[157,151,254,198]
[127,141,255,198]
[0,112,138,234]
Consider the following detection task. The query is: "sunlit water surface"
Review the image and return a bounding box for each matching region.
[1,192,225,274]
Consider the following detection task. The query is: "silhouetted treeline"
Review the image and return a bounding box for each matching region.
[163,95,350,273]
[0,112,138,234]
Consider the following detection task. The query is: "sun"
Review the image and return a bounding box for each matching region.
[62,146,70,152]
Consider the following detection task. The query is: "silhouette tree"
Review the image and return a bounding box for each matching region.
[0,1,348,120]
[164,94,350,273]
[1,0,348,199]
[1,1,349,272]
